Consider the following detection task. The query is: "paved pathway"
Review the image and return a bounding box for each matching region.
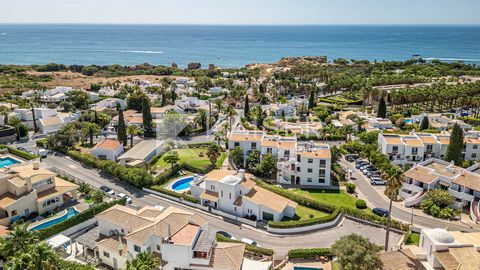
[340,158,479,232]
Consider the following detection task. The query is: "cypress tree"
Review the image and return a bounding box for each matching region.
[161,93,167,107]
[117,109,128,146]
[308,90,316,109]
[142,98,153,137]
[420,116,429,130]
[244,94,250,120]
[445,123,464,165]
[171,90,177,103]
[377,96,387,118]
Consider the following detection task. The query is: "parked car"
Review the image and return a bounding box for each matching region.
[217,231,236,240]
[116,193,132,204]
[100,186,115,196]
[17,147,27,152]
[370,177,387,185]
[372,208,389,217]
[367,171,380,178]
[38,148,48,158]
[241,238,260,247]
[345,154,358,162]
[355,161,368,168]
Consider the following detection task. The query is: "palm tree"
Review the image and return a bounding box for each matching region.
[91,189,105,203]
[206,144,221,167]
[213,99,223,114]
[226,105,236,133]
[78,182,92,196]
[125,252,159,270]
[214,131,224,147]
[0,224,39,258]
[82,122,100,146]
[381,166,404,251]
[127,125,141,148]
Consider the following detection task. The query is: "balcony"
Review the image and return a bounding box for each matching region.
[448,189,474,202]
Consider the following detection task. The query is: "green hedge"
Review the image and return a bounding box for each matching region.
[67,150,154,188]
[35,138,48,148]
[0,145,38,160]
[254,179,409,231]
[216,234,274,256]
[37,199,125,240]
[288,248,332,259]
[268,209,340,228]
[151,186,198,204]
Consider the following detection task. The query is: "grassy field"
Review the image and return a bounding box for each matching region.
[404,231,420,246]
[292,188,357,208]
[282,205,329,221]
[155,148,211,170]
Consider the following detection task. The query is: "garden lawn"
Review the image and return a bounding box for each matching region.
[293,188,357,208]
[282,205,329,221]
[154,148,214,171]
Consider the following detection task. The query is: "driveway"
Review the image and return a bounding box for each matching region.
[43,153,402,258]
[340,158,478,232]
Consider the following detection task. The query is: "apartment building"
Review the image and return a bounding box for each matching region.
[378,132,480,166]
[0,162,79,225]
[400,159,480,218]
[95,204,256,270]
[190,169,297,222]
[228,130,332,187]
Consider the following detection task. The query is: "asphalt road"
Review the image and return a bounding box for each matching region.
[340,158,478,232]
[44,153,402,258]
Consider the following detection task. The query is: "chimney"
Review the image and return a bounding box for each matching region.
[239,169,245,180]
[32,161,40,170]
[118,235,123,255]
[167,224,172,240]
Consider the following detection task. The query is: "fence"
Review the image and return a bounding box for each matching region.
[266,214,343,234]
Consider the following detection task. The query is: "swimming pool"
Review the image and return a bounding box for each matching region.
[404,119,412,124]
[172,176,194,191]
[0,157,19,168]
[30,208,79,231]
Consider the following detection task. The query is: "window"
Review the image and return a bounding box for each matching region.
[392,146,398,152]
[319,160,326,167]
[157,245,161,251]
[221,191,223,197]
[103,251,110,258]
[474,145,478,149]
[251,142,257,149]
[267,148,272,154]
[308,158,313,163]
[229,193,231,199]
[412,147,418,155]
[319,170,326,177]
[234,207,237,211]
[134,245,141,253]
[285,150,290,156]
[234,142,240,147]
[318,178,325,183]
[472,153,477,158]
[307,168,313,173]
[11,210,17,216]
[210,185,215,190]
[427,145,433,151]
[32,178,54,190]
[307,178,312,183]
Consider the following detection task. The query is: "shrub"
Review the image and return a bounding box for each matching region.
[216,234,273,256]
[346,183,356,193]
[0,145,38,160]
[268,209,340,228]
[425,189,454,208]
[355,199,367,209]
[288,248,332,259]
[37,199,124,239]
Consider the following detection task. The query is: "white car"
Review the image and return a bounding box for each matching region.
[38,148,48,158]
[116,193,133,204]
[241,238,260,247]
[370,177,386,185]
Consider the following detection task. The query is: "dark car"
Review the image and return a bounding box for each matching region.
[345,154,358,162]
[372,208,390,217]
[217,231,236,240]
[17,147,27,152]
[355,162,368,169]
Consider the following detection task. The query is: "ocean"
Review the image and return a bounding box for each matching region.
[0,24,479,67]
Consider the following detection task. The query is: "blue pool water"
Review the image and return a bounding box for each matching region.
[172,176,194,191]
[30,208,79,231]
[0,157,19,168]
[294,267,323,270]
[404,119,413,124]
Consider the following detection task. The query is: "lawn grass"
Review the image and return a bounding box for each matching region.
[215,152,227,168]
[292,188,357,208]
[331,261,342,270]
[404,231,420,246]
[282,205,329,221]
[84,198,93,204]
[154,148,211,170]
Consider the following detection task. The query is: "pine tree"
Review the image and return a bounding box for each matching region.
[420,116,429,130]
[445,123,464,165]
[142,98,153,137]
[117,109,128,146]
[244,94,250,120]
[308,90,316,109]
[377,96,387,118]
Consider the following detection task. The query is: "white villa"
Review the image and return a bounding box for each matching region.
[90,139,124,161]
[378,132,480,166]
[412,113,472,131]
[118,140,164,168]
[400,158,480,222]
[91,98,127,112]
[190,169,297,222]
[229,131,332,187]
[94,204,260,270]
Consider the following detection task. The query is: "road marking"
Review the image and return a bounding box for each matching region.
[69,165,77,169]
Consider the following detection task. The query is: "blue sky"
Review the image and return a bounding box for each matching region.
[2,0,479,25]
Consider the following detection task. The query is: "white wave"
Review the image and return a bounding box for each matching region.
[119,50,164,54]
[424,57,480,62]
[0,33,6,35]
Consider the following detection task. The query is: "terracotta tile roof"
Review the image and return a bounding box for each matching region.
[300,148,331,159]
[127,116,143,124]
[36,177,79,202]
[0,193,20,208]
[380,249,426,270]
[465,137,480,145]
[240,179,256,190]
[261,140,278,147]
[96,204,154,232]
[404,139,424,147]
[209,242,245,270]
[243,186,297,213]
[383,136,403,145]
[453,171,480,191]
[418,136,438,144]
[200,190,219,201]
[95,139,121,151]
[278,141,296,149]
[170,224,200,245]
[229,133,263,142]
[438,137,450,145]
[39,116,63,127]
[97,236,128,256]
[137,208,163,219]
[435,247,480,270]
[404,166,438,184]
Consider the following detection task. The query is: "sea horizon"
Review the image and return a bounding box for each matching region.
[1,24,479,67]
